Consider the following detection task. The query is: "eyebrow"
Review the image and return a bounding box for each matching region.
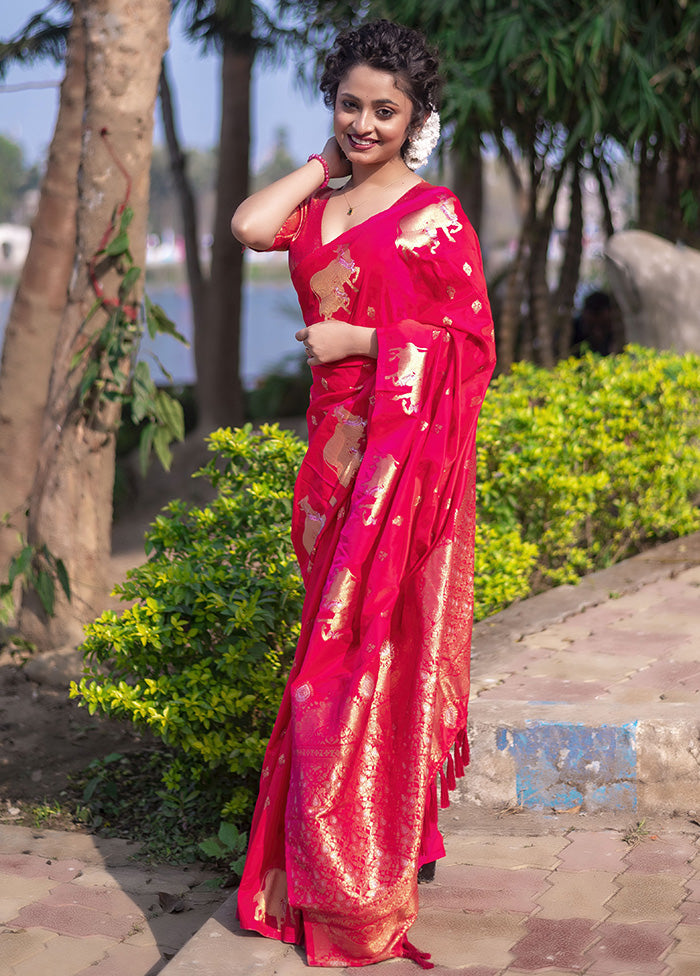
[339,92,401,107]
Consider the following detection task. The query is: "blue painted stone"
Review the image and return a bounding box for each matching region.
[497,721,638,811]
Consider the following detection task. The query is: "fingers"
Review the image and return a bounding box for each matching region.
[295,328,308,342]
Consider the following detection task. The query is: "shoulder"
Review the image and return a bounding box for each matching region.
[395,185,476,256]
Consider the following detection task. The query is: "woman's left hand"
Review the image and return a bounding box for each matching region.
[296,320,378,365]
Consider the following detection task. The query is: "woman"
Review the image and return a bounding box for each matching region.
[231,19,496,969]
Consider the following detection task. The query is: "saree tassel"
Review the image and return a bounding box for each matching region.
[453,739,465,779]
[400,936,435,970]
[457,728,470,768]
[439,768,449,808]
[445,751,456,790]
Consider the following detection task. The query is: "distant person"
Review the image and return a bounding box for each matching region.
[571,290,615,355]
[231,18,495,969]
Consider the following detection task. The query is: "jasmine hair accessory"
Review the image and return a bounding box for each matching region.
[404,111,441,171]
[307,153,330,188]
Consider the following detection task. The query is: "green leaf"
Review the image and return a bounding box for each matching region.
[156,391,185,441]
[119,206,134,233]
[218,821,245,851]
[79,361,100,404]
[118,265,141,301]
[198,838,225,859]
[153,425,173,471]
[103,231,130,257]
[8,545,32,586]
[138,423,156,477]
[144,295,188,345]
[55,558,71,602]
[35,569,55,616]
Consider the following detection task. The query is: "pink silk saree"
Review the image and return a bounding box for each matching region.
[237,182,496,966]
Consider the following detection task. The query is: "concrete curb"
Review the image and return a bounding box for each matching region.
[463,531,700,817]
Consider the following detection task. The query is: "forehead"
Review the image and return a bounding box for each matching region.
[336,63,411,106]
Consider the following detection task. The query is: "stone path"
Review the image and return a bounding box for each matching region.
[0,826,227,976]
[159,814,700,976]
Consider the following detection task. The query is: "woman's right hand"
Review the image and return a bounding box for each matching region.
[322,137,352,180]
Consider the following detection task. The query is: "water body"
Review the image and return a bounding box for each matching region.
[0,276,305,390]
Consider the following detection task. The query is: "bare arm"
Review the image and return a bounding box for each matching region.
[231,138,350,250]
[296,320,378,365]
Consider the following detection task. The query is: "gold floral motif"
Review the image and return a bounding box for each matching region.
[443,315,453,326]
[446,285,456,299]
[472,299,482,313]
[298,494,326,555]
[463,261,473,276]
[323,405,366,487]
[319,566,358,641]
[392,515,404,526]
[359,673,375,699]
[386,343,427,416]
[443,703,458,727]
[395,197,463,254]
[357,453,400,526]
[310,244,360,319]
[367,306,376,319]
[295,682,312,703]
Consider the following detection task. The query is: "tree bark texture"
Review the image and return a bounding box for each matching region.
[0,10,84,582]
[196,34,252,434]
[21,0,170,648]
[158,56,209,342]
[554,160,583,359]
[451,145,483,236]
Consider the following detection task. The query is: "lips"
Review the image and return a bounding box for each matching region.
[347,134,377,150]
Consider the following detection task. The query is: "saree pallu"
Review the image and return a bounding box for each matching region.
[237,183,496,966]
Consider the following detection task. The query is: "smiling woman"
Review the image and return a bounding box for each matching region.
[230,19,496,970]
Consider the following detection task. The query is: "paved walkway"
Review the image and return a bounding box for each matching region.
[0,826,227,976]
[1,532,699,975]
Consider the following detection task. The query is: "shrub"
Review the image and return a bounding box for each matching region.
[72,347,700,826]
[475,345,700,598]
[72,424,306,824]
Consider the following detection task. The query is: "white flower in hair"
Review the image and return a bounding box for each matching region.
[404,110,441,171]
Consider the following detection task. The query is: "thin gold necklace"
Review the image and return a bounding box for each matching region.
[342,173,410,216]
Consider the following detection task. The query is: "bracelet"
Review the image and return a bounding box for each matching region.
[307,153,330,189]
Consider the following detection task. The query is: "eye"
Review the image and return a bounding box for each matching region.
[341,99,358,110]
[376,108,394,119]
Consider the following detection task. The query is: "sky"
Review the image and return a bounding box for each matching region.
[0,1,331,171]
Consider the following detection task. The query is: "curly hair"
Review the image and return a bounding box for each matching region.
[320,20,442,134]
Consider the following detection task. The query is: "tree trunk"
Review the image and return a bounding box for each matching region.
[0,10,84,583]
[451,144,483,235]
[497,231,528,372]
[196,33,252,433]
[637,137,660,233]
[554,160,583,359]
[159,53,210,375]
[529,164,566,368]
[20,0,170,648]
[594,162,615,240]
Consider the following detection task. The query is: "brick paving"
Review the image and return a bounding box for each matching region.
[2,532,700,975]
[0,826,227,976]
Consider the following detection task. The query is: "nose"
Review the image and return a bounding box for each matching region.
[355,108,374,134]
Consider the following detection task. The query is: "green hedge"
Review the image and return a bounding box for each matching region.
[72,346,700,825]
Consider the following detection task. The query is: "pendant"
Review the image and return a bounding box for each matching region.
[347,206,353,215]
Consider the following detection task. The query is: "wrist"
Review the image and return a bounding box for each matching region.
[307,153,330,189]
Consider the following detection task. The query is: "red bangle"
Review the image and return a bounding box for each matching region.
[307,153,330,189]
